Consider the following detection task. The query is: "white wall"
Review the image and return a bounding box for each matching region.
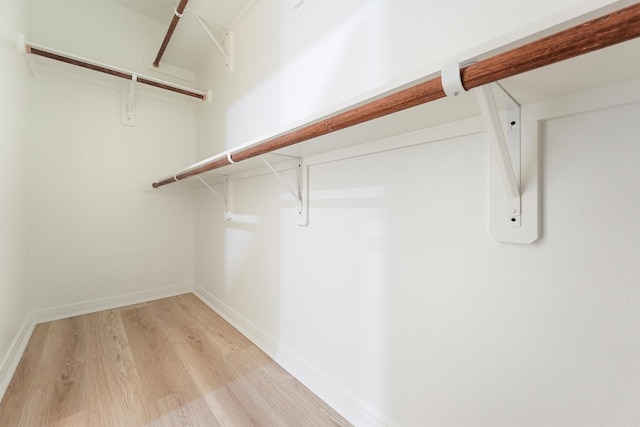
[0,0,32,389]
[201,103,639,426]
[195,0,602,154]
[194,1,639,425]
[28,72,196,311]
[25,0,198,311]
[0,0,198,399]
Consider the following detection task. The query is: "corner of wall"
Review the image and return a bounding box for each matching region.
[192,283,392,427]
[32,282,196,324]
[0,281,196,403]
[0,313,36,403]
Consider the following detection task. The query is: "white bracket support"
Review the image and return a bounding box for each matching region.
[476,83,539,244]
[261,154,307,226]
[441,61,537,243]
[477,83,521,225]
[197,175,233,220]
[121,74,137,127]
[188,10,234,73]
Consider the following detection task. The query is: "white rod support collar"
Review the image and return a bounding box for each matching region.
[441,60,466,97]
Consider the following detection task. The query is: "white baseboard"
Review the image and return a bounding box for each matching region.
[193,284,392,427]
[32,282,195,324]
[3,283,388,425]
[0,282,195,403]
[0,312,36,403]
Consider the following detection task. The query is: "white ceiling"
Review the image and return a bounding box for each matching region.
[109,0,250,26]
[109,0,252,70]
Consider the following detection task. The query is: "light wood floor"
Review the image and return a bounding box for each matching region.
[0,293,351,426]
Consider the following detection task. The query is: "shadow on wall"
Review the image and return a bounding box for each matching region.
[204,132,491,424]
[196,170,285,349]
[280,132,522,425]
[293,105,640,426]
[275,152,393,423]
[222,0,389,149]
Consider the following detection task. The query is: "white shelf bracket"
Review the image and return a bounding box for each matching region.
[197,175,233,220]
[188,10,234,73]
[441,60,537,243]
[121,74,137,127]
[261,155,307,226]
[476,83,521,225]
[476,83,540,244]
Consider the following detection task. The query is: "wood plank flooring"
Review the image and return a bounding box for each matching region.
[0,293,351,426]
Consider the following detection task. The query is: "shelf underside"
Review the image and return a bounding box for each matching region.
[182,37,639,186]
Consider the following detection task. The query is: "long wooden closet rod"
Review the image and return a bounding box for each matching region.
[153,3,640,188]
[26,44,206,100]
[153,0,190,67]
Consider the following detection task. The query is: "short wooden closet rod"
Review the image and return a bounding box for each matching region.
[153,0,190,67]
[26,44,206,100]
[153,3,640,188]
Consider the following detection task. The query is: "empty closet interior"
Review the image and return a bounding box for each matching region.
[1,0,639,425]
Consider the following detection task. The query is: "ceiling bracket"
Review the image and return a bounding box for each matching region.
[187,10,234,72]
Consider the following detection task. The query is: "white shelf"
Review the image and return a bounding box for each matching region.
[168,36,639,188]
[25,42,207,107]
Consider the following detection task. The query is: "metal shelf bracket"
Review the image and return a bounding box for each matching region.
[443,60,538,243]
[197,175,233,220]
[261,154,307,226]
[187,10,234,73]
[121,74,137,127]
[476,83,539,244]
[477,83,521,225]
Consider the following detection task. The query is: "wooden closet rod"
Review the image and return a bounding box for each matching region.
[153,3,640,188]
[153,0,190,67]
[26,44,206,100]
